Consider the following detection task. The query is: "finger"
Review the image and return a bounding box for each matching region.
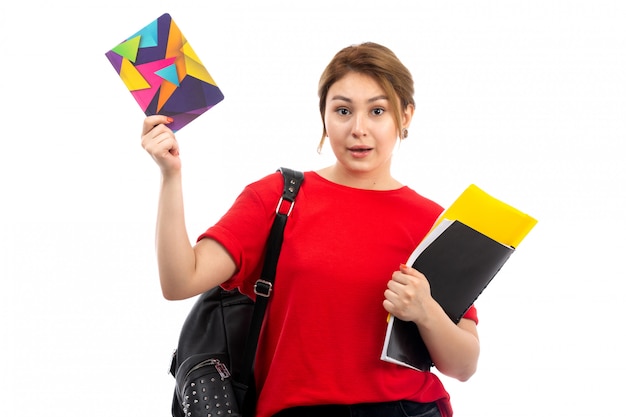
[142,133,178,162]
[143,125,174,148]
[166,135,180,156]
[399,263,418,276]
[383,289,401,307]
[400,264,428,282]
[382,298,395,314]
[386,279,404,294]
[142,115,173,135]
[390,270,411,285]
[152,132,179,156]
[383,290,410,319]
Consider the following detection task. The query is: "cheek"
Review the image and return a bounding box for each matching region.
[323,114,333,136]
[324,118,347,138]
[373,121,399,141]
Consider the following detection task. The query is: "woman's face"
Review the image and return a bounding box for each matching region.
[324,72,412,183]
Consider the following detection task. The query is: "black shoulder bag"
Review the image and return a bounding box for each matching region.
[169,167,304,417]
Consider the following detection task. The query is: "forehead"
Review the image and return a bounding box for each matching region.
[327,72,386,100]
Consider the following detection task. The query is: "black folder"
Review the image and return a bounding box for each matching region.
[381,219,514,371]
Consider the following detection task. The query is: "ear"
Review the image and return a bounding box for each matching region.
[402,104,415,129]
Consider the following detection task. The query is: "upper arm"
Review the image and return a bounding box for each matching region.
[192,237,238,293]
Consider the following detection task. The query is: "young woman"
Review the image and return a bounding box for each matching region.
[142,42,480,417]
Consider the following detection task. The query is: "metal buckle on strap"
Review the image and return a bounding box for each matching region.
[254,279,273,297]
[275,197,295,216]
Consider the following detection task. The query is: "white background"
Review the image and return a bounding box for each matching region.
[1,1,625,415]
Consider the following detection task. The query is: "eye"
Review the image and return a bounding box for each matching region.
[371,107,385,116]
[336,107,351,116]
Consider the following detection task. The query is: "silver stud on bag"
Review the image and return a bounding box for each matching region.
[180,359,239,416]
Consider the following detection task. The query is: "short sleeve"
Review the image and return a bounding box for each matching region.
[197,172,283,296]
[462,304,478,324]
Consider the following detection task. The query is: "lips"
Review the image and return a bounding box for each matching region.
[348,146,373,153]
[348,146,373,158]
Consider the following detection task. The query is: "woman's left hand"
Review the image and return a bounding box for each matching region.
[383,264,435,325]
[383,263,480,381]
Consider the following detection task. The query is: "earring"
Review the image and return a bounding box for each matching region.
[401,128,409,139]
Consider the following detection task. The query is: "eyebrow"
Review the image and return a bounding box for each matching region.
[330,95,389,103]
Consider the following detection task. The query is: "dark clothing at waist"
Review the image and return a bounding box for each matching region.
[272,400,441,417]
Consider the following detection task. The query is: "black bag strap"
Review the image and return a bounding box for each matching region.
[239,167,304,414]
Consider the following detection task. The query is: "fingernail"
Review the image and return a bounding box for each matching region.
[166,117,174,123]
[400,263,408,269]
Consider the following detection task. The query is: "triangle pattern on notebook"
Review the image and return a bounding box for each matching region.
[105,13,224,132]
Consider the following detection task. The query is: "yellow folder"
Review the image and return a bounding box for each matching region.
[432,184,538,248]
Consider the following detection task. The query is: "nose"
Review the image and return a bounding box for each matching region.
[351,113,367,138]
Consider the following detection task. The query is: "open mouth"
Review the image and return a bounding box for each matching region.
[348,147,373,153]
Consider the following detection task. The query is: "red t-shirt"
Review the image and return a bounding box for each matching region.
[198,171,478,417]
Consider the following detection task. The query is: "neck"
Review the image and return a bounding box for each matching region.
[317,165,402,190]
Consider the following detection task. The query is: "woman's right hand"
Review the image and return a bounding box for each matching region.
[141,115,181,175]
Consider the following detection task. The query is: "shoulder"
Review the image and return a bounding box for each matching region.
[241,171,285,204]
[246,169,309,192]
[400,187,443,211]
[247,170,284,191]
[241,169,309,210]
[393,187,445,229]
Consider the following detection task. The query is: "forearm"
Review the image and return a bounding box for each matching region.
[155,172,197,299]
[418,300,480,381]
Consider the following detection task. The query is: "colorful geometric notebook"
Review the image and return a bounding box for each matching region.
[105,13,224,132]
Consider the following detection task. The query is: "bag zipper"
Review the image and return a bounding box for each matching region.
[186,358,231,380]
